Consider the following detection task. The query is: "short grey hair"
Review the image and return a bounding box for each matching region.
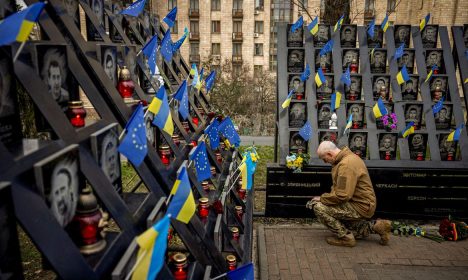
[317,141,339,155]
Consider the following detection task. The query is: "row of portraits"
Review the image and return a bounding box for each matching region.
[287,23,441,49]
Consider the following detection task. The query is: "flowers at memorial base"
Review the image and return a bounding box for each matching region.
[382,113,398,130]
[439,216,468,241]
[391,221,445,242]
[286,152,310,173]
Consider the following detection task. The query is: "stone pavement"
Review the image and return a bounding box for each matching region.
[256,224,468,280]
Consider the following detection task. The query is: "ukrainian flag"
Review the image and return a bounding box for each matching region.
[425,65,437,83]
[396,65,410,85]
[0,2,45,46]
[419,13,430,32]
[334,15,344,33]
[447,124,464,142]
[344,114,353,134]
[239,155,254,190]
[308,17,319,36]
[373,97,388,118]
[315,68,326,88]
[149,87,174,136]
[381,14,389,33]
[166,166,196,223]
[465,77,468,84]
[189,63,197,76]
[331,91,342,112]
[401,121,415,138]
[195,68,204,90]
[132,215,170,280]
[281,89,294,109]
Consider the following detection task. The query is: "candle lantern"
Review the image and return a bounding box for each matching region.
[385,151,391,160]
[235,205,243,221]
[67,101,87,128]
[192,115,199,127]
[226,255,237,271]
[433,67,439,75]
[158,145,171,166]
[201,181,210,193]
[238,188,246,200]
[210,166,217,177]
[352,122,359,129]
[416,152,424,161]
[295,92,304,100]
[215,152,223,164]
[447,151,454,161]
[350,58,358,73]
[117,66,135,99]
[197,106,205,117]
[172,134,180,146]
[207,111,216,120]
[181,121,190,133]
[198,197,210,219]
[191,140,198,147]
[172,253,188,280]
[230,227,240,242]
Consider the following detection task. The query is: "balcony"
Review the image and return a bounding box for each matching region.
[232,55,243,64]
[189,54,200,63]
[364,9,374,18]
[232,9,243,18]
[189,33,200,41]
[232,32,243,41]
[189,9,199,18]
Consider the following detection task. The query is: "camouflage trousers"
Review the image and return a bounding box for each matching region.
[308,201,374,238]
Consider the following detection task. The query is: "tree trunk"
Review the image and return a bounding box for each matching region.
[322,0,351,25]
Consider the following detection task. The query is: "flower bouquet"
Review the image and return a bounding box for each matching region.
[286,152,310,173]
[380,113,398,131]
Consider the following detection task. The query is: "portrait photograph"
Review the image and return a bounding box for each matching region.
[91,123,122,193]
[316,75,334,100]
[110,2,124,43]
[401,76,419,101]
[425,50,444,74]
[404,104,423,130]
[318,103,332,129]
[313,24,330,47]
[0,0,15,20]
[438,133,458,161]
[100,45,118,87]
[370,49,387,74]
[378,133,397,160]
[145,111,156,148]
[86,0,105,41]
[349,132,367,159]
[372,75,390,100]
[340,25,357,48]
[34,145,80,227]
[125,46,138,82]
[367,24,383,48]
[288,75,305,100]
[342,49,359,71]
[290,131,307,153]
[347,103,365,128]
[287,23,304,47]
[430,76,448,102]
[434,104,452,130]
[319,131,337,144]
[289,102,307,128]
[62,0,80,27]
[315,50,333,73]
[345,75,362,101]
[408,133,427,160]
[376,103,394,130]
[139,68,153,94]
[397,50,415,73]
[394,25,411,47]
[287,49,305,73]
[421,25,438,48]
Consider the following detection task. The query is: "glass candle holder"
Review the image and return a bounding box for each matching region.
[198,197,210,219]
[350,59,358,73]
[66,101,87,128]
[172,253,188,280]
[235,205,243,221]
[238,188,246,200]
[447,151,454,161]
[181,121,190,133]
[158,145,171,166]
[215,152,223,164]
[117,66,134,98]
[385,151,391,160]
[172,134,180,146]
[296,92,304,100]
[210,166,217,177]
[201,181,210,193]
[230,227,240,242]
[226,255,237,271]
[416,151,424,161]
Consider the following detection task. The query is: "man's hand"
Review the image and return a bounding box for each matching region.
[312,196,321,202]
[306,196,320,209]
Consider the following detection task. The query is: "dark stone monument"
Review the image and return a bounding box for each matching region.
[344,75,362,101]
[316,75,333,100]
[434,104,452,130]
[425,49,445,74]
[318,103,331,129]
[347,103,365,129]
[287,49,305,73]
[340,25,357,48]
[372,75,390,100]
[408,133,428,160]
[315,50,333,73]
[367,24,383,48]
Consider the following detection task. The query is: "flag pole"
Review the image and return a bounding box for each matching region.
[209,272,228,280]
[13,41,26,62]
[124,249,148,280]
[118,129,127,142]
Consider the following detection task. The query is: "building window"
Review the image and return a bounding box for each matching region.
[190,0,199,10]
[168,0,177,10]
[212,43,221,55]
[233,0,242,10]
[211,0,221,11]
[365,0,375,13]
[170,20,178,33]
[233,65,242,77]
[233,21,242,33]
[190,43,199,55]
[190,21,199,34]
[387,0,396,12]
[254,43,263,56]
[233,43,242,56]
[255,0,264,10]
[299,0,308,12]
[255,21,264,34]
[212,21,221,33]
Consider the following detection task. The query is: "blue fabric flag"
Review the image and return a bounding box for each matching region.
[291,16,303,33]
[300,63,310,82]
[141,35,158,58]
[205,120,220,150]
[147,38,158,75]
[0,2,45,46]
[205,70,216,92]
[393,43,405,61]
[178,82,189,120]
[118,104,147,166]
[218,117,241,147]
[173,27,189,52]
[319,39,334,56]
[160,30,173,62]
[341,66,351,86]
[189,141,212,182]
[173,80,187,101]
[299,120,312,141]
[367,18,375,38]
[432,96,445,115]
[120,0,147,17]
[163,7,177,28]
[227,262,254,280]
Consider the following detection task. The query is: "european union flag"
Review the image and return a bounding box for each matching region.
[160,29,173,62]
[120,0,147,17]
[118,104,147,167]
[341,66,351,86]
[219,117,241,147]
[173,27,189,52]
[0,2,45,46]
[167,166,196,223]
[319,39,334,56]
[300,63,310,82]
[174,81,189,120]
[307,17,319,36]
[291,16,303,33]
[147,39,158,75]
[173,80,187,101]
[205,120,220,149]
[227,263,254,280]
[205,70,216,92]
[367,18,375,38]
[189,141,211,182]
[393,43,405,61]
[299,120,312,141]
[432,96,445,115]
[163,7,177,28]
[141,35,158,58]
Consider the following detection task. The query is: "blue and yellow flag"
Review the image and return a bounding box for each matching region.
[163,6,177,28]
[239,154,254,190]
[300,63,310,82]
[370,43,380,59]
[0,2,45,46]
[132,215,170,280]
[424,65,438,83]
[291,16,303,33]
[344,114,353,134]
[334,15,344,33]
[120,0,147,17]
[281,89,294,109]
[299,120,312,141]
[381,14,389,33]
[195,68,204,90]
[373,97,388,118]
[367,18,375,38]
[331,92,342,112]
[192,66,199,87]
[167,166,196,223]
[149,87,174,136]
[315,68,326,88]
[396,65,410,85]
[307,17,319,36]
[189,63,197,76]
[447,124,464,142]
[419,13,430,32]
[401,121,415,138]
[173,27,189,52]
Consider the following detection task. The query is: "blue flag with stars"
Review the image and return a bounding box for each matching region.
[319,39,334,56]
[189,141,211,182]
[141,35,158,58]
[299,120,312,141]
[118,104,147,166]
[161,29,173,62]
[291,16,303,33]
[300,63,310,82]
[178,82,189,120]
[147,38,158,75]
[432,96,445,115]
[120,0,147,17]
[173,27,189,52]
[227,263,254,280]
[218,117,241,147]
[205,120,220,150]
[367,18,375,38]
[205,70,216,92]
[393,43,405,61]
[174,80,187,101]
[341,66,351,86]
[163,7,177,28]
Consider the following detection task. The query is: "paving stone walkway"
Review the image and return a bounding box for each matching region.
[256,224,468,280]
